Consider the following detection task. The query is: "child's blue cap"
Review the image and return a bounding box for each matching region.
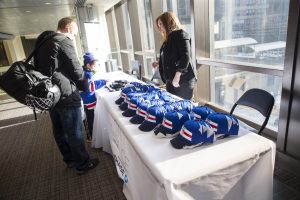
[83,52,98,66]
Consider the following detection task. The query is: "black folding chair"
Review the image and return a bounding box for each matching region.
[230,88,275,135]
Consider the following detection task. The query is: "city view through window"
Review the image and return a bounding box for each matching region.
[211,0,289,131]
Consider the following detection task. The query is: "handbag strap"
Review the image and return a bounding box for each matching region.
[25,32,58,63]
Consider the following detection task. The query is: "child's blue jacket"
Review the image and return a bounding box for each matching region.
[80,69,106,110]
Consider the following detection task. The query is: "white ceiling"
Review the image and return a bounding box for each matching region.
[0,0,119,37]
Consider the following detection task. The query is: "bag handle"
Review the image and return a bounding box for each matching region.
[25,32,58,63]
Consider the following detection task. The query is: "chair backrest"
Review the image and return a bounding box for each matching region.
[229,88,275,135]
[131,60,141,80]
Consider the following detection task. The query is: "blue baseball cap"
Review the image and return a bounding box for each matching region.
[174,100,195,112]
[83,52,98,66]
[115,86,137,105]
[192,106,215,120]
[170,120,215,149]
[206,113,239,137]
[130,99,164,124]
[154,110,195,137]
[139,105,167,132]
[122,95,145,117]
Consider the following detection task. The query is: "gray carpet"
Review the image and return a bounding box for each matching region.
[0,98,126,200]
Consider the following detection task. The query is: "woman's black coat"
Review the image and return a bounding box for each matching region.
[158,29,197,84]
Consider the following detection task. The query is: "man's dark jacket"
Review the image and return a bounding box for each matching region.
[158,29,197,84]
[34,31,88,108]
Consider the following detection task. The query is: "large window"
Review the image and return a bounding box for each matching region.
[213,0,289,67]
[212,67,282,131]
[163,0,192,36]
[205,0,290,132]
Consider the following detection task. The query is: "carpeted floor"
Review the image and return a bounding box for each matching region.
[0,97,126,200]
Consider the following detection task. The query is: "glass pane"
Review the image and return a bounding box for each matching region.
[163,0,192,36]
[213,0,289,67]
[121,3,133,50]
[212,67,281,131]
[140,0,155,51]
[145,56,156,78]
[177,0,192,35]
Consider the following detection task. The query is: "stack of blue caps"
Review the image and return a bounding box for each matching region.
[206,113,239,138]
[170,120,215,149]
[173,100,195,112]
[130,99,165,124]
[119,91,146,111]
[139,105,167,132]
[122,95,145,117]
[192,106,215,120]
[115,86,137,105]
[154,110,194,137]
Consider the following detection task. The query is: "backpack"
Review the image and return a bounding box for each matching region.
[0,34,61,118]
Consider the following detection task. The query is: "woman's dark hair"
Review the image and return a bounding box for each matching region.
[156,12,182,41]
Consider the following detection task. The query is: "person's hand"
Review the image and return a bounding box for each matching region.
[172,72,181,88]
[152,61,159,69]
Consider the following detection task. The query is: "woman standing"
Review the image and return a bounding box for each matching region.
[153,11,197,100]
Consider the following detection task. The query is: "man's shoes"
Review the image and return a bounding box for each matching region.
[76,158,99,175]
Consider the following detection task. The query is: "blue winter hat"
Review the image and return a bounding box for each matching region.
[192,106,215,120]
[170,120,215,149]
[206,113,239,137]
[154,110,195,137]
[139,105,167,132]
[83,52,98,66]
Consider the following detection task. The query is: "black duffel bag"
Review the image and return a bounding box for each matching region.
[0,33,61,116]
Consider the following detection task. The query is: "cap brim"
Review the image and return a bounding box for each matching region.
[115,97,124,105]
[130,115,145,124]
[170,135,190,149]
[122,109,136,117]
[154,125,172,136]
[139,121,157,132]
[119,102,128,111]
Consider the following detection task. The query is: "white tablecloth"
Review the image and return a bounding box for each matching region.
[94,91,276,200]
[91,71,140,151]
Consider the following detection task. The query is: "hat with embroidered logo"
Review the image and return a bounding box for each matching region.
[122,95,145,117]
[192,106,215,120]
[115,86,137,105]
[154,110,195,137]
[119,91,145,111]
[170,120,215,149]
[173,100,195,112]
[139,105,167,132]
[130,99,164,124]
[206,113,239,137]
[83,52,98,66]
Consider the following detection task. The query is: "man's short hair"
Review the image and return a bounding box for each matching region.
[57,17,74,30]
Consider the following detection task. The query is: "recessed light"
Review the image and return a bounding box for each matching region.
[26,10,31,13]
[45,2,52,5]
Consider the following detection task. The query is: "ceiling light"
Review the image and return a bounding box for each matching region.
[45,2,52,5]
[25,11,31,13]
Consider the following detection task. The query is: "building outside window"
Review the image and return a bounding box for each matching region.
[211,0,289,131]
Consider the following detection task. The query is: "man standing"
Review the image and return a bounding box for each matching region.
[34,17,98,174]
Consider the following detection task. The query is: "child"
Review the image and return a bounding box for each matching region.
[80,53,107,141]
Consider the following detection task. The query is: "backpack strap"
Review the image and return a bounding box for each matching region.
[25,32,58,63]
